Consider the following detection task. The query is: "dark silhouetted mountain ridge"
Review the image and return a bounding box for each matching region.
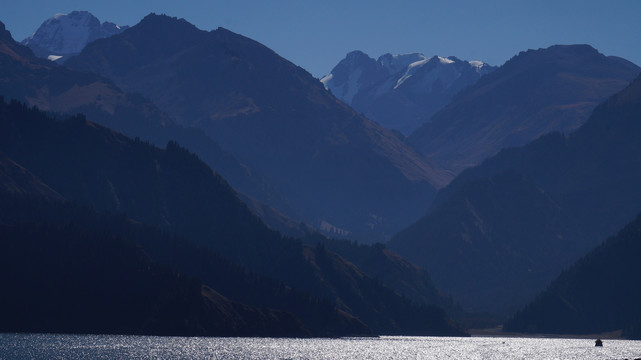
[504,212,641,338]
[0,19,304,236]
[390,73,641,315]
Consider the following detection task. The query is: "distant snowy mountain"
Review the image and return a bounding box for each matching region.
[22,11,128,62]
[321,51,495,135]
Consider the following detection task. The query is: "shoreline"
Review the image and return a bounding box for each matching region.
[468,326,625,340]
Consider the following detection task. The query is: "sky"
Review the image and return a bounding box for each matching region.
[3,0,641,78]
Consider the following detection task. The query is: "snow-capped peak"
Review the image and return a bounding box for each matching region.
[468,60,494,75]
[22,11,129,62]
[322,50,497,134]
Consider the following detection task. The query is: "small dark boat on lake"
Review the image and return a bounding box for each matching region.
[595,339,603,347]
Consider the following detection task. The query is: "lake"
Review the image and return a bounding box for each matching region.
[2,333,641,359]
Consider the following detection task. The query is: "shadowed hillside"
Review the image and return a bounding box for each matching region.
[409,44,640,175]
[390,74,641,315]
[0,98,466,336]
[0,20,303,237]
[504,212,641,338]
[66,14,450,242]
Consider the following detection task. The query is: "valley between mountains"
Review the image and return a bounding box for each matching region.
[2,11,641,338]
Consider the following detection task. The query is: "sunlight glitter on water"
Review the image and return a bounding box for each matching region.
[2,334,641,360]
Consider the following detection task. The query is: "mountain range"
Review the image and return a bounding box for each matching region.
[321,51,495,135]
[4,9,641,338]
[0,97,466,336]
[65,13,451,242]
[408,44,640,175]
[0,15,472,336]
[0,16,467,328]
[389,72,641,316]
[21,11,128,63]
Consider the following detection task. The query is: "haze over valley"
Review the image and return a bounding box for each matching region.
[2,3,641,346]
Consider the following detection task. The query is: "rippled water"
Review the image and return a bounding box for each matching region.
[2,333,641,359]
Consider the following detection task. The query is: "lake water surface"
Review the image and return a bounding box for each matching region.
[2,333,641,359]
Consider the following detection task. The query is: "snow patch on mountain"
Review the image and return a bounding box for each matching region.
[395,58,434,89]
[322,51,497,134]
[379,53,426,75]
[438,56,454,64]
[320,73,333,85]
[324,52,494,103]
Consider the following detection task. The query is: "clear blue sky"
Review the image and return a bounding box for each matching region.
[3,0,641,77]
